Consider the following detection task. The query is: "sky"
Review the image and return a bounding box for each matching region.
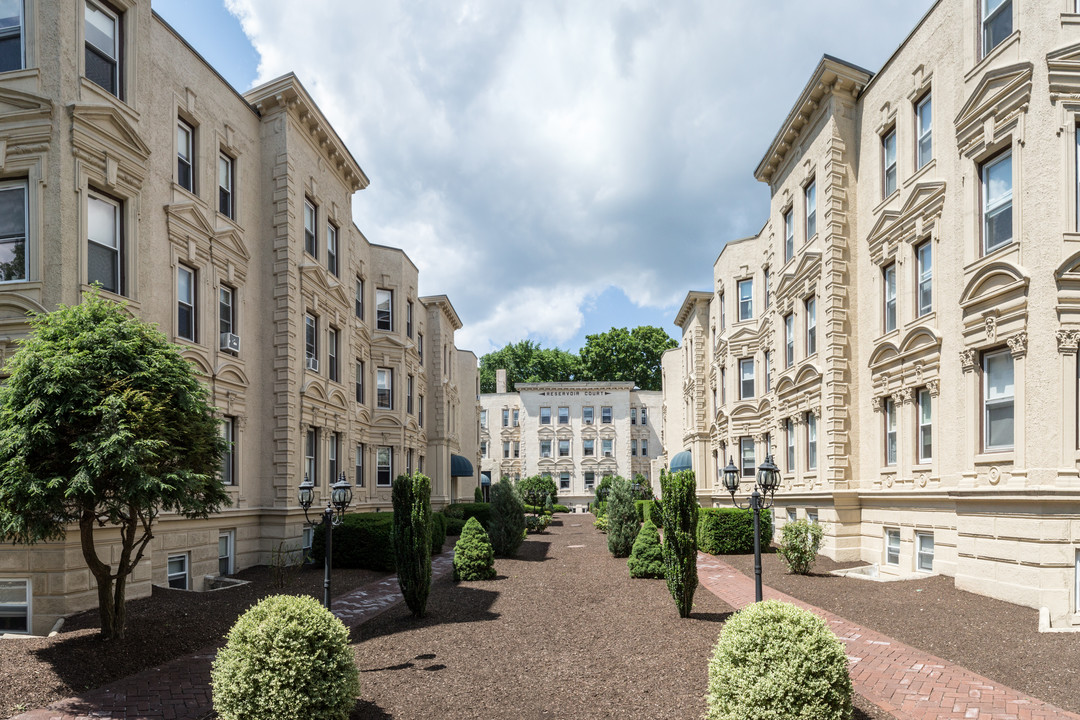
[154,0,937,356]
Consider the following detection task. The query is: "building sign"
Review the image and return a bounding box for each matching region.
[537,390,612,397]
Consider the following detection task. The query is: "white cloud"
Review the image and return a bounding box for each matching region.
[226,0,934,352]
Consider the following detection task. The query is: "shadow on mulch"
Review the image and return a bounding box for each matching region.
[691,611,733,623]
[352,580,501,644]
[515,539,551,562]
[350,699,395,719]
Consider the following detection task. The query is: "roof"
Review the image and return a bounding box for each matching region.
[419,294,463,331]
[669,450,693,473]
[674,290,713,328]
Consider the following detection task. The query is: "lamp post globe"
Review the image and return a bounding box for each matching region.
[297,474,314,510]
[721,457,739,494]
[721,452,781,603]
[331,471,353,514]
[757,454,781,496]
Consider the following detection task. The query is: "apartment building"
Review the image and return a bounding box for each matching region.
[660,0,1080,627]
[479,375,663,512]
[0,0,479,635]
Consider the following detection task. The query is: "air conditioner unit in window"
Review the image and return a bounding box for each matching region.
[584,419,593,425]
[604,451,613,457]
[305,357,319,372]
[219,333,240,352]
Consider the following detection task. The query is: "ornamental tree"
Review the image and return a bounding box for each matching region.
[0,291,229,639]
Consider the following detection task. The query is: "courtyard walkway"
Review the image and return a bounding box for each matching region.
[699,555,1080,720]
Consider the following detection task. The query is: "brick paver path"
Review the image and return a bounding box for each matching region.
[9,552,454,720]
[698,554,1080,720]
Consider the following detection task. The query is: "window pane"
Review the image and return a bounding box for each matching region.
[917,95,932,168]
[986,403,1014,448]
[983,154,1012,251]
[805,182,816,238]
[88,195,117,248]
[0,184,26,282]
[87,242,118,293]
[85,2,116,57]
[883,130,896,196]
[983,0,1012,53]
[917,244,932,316]
[985,352,1014,400]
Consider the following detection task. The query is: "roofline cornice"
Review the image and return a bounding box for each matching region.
[419,294,463,331]
[674,290,713,328]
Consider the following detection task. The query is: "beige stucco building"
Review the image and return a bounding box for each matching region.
[661,0,1080,627]
[479,377,663,512]
[0,0,480,635]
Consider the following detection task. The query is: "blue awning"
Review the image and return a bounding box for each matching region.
[481,471,492,485]
[451,454,474,477]
[669,450,693,473]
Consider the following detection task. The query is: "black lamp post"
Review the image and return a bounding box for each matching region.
[721,453,780,602]
[298,471,353,609]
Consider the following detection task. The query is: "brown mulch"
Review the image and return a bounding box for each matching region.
[0,562,389,717]
[348,518,892,720]
[724,548,1080,715]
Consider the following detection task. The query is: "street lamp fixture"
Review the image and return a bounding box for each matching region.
[721,453,781,602]
[298,471,353,609]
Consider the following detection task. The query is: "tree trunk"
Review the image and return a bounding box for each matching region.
[79,511,119,639]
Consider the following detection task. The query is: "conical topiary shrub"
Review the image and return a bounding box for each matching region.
[627,519,664,578]
[488,479,525,557]
[607,476,640,558]
[392,472,432,617]
[453,516,496,581]
[661,469,698,618]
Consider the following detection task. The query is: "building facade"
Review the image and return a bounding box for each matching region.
[0,0,479,635]
[661,0,1080,627]
[479,379,663,511]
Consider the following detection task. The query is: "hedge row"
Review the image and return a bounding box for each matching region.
[697,508,774,555]
[445,503,493,529]
[311,510,454,570]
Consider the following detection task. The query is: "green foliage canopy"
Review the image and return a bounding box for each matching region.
[479,340,581,393]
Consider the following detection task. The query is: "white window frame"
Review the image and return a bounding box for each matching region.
[304,198,317,257]
[981,0,1012,58]
[583,406,594,424]
[739,357,754,400]
[786,418,795,472]
[917,387,933,464]
[355,277,364,320]
[0,179,28,283]
[764,351,771,393]
[327,327,339,382]
[882,127,897,197]
[221,416,235,485]
[328,432,339,485]
[584,438,594,457]
[502,441,510,459]
[601,406,612,424]
[304,313,317,365]
[805,179,816,240]
[541,439,552,458]
[805,296,817,356]
[785,313,794,367]
[376,288,393,331]
[177,265,196,342]
[783,207,794,262]
[558,406,569,424]
[84,0,119,97]
[884,397,897,466]
[917,242,932,317]
[326,222,338,276]
[376,446,393,487]
[559,472,570,490]
[807,412,817,470]
[218,152,234,218]
[737,278,753,321]
[219,285,235,340]
[916,532,934,572]
[885,529,900,566]
[740,436,755,477]
[377,367,393,410]
[218,530,235,576]
[406,300,413,338]
[916,93,932,170]
[305,427,317,484]
[982,348,1015,452]
[883,263,896,333]
[786,508,796,523]
[982,150,1013,255]
[602,438,614,457]
[87,191,121,295]
[355,443,364,487]
[0,578,30,634]
[177,118,194,192]
[540,406,551,425]
[167,553,189,590]
[641,440,648,457]
[0,0,25,73]
[558,438,570,457]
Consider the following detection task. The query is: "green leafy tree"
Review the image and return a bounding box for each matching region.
[606,477,640,558]
[578,325,677,390]
[452,517,496,581]
[474,485,484,503]
[0,291,229,639]
[391,472,432,617]
[661,469,699,618]
[516,474,558,510]
[478,340,581,393]
[627,519,664,578]
[488,479,526,557]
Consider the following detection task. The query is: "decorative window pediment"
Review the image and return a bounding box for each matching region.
[774,250,821,304]
[958,260,1029,309]
[71,102,151,164]
[953,62,1032,158]
[866,181,946,265]
[1046,42,1080,101]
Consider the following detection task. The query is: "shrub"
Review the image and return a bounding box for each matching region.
[697,508,774,555]
[211,594,359,720]
[445,517,466,536]
[644,498,663,528]
[523,503,553,516]
[430,511,448,554]
[445,502,492,529]
[453,517,496,581]
[516,474,558,507]
[525,514,551,533]
[705,600,853,720]
[607,477,640,558]
[627,519,664,579]
[391,473,432,617]
[311,513,394,571]
[594,475,614,505]
[661,469,698,618]
[474,485,484,503]
[553,503,569,514]
[593,515,609,533]
[544,493,554,515]
[488,479,525,557]
[778,519,824,575]
[594,501,608,518]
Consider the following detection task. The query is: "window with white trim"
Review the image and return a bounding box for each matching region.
[177,265,196,342]
[0,0,24,73]
[328,327,339,382]
[0,578,29,633]
[221,416,235,485]
[406,300,413,338]
[784,313,794,367]
[559,472,570,490]
[981,0,1012,58]
[884,396,897,466]
[355,360,365,404]
[807,412,817,470]
[85,0,120,97]
[602,438,613,457]
[218,153,234,218]
[304,314,317,367]
[540,406,551,425]
[631,439,638,456]
[326,222,338,276]
[376,446,392,486]
[764,351,771,394]
[885,529,900,565]
[558,439,570,457]
[917,387,932,463]
[167,554,188,589]
[583,438,594,457]
[916,242,932,317]
[737,278,753,321]
[376,289,392,331]
[355,443,364,487]
[540,439,552,458]
[219,285,236,349]
[583,406,594,424]
[305,427,317,484]
[916,93,932,170]
[982,150,1012,254]
[641,440,648,457]
[983,349,1014,451]
[0,179,27,282]
[882,127,897,197]
[739,357,754,400]
[740,436,755,477]
[218,530,234,576]
[87,191,122,294]
[719,292,726,330]
[601,406,612,424]
[177,119,194,192]
[328,432,340,485]
[355,278,364,320]
[916,532,934,572]
[559,406,569,424]
[805,296,817,356]
[304,198,317,257]
[805,179,816,240]
[883,263,896,333]
[502,441,510,459]
[377,367,393,410]
[784,207,794,263]
[786,418,795,472]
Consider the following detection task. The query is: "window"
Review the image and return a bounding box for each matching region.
[916,93,932,170]
[177,265,196,341]
[167,554,188,589]
[807,510,819,525]
[303,198,317,257]
[305,428,317,483]
[480,410,487,429]
[882,127,897,197]
[304,314,317,367]
[540,439,552,458]
[503,441,510,459]
[784,313,794,367]
[583,406,594,424]
[406,300,413,338]
[784,208,794,263]
[917,242,932,317]
[302,527,313,556]
[883,264,897,333]
[219,285,236,349]
[740,437,755,477]
[786,508,796,523]
[0,0,24,72]
[87,191,121,294]
[355,443,364,486]
[982,151,1012,254]
[805,296,816,356]
[377,368,393,409]
[559,472,570,490]
[406,449,413,477]
[0,579,29,633]
[631,439,638,456]
[916,533,934,572]
[786,418,795,472]
[355,361,365,404]
[739,357,754,400]
[558,439,570,457]
[418,332,423,364]
[805,179,816,240]
[376,289,392,331]
[584,438,595,457]
[917,387,932,463]
[602,438,613,457]
[540,407,551,425]
[513,441,520,458]
[513,409,520,427]
[502,409,509,427]
[177,119,194,192]
[585,471,595,489]
[641,440,648,457]
[480,440,488,458]
[218,531,234,576]
[85,1,119,96]
[719,292,726,330]
[631,408,637,425]
[763,266,771,311]
[0,179,26,282]
[601,406,612,424]
[737,278,753,321]
[326,222,339,276]
[407,375,414,414]
[982,0,1012,57]
[221,416,235,485]
[807,412,817,470]
[764,351,771,394]
[328,327,339,382]
[884,397,897,466]
[418,395,423,427]
[355,278,364,320]
[641,408,647,426]
[558,406,569,425]
[376,446,392,487]
[218,153,234,218]
[885,529,900,565]
[983,349,1014,451]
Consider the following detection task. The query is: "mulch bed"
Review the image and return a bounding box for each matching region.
[0,562,388,717]
[348,518,891,719]
[723,548,1080,715]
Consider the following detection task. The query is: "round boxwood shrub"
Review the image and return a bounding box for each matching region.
[453,516,496,581]
[627,519,664,578]
[705,599,852,720]
[211,594,360,720]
